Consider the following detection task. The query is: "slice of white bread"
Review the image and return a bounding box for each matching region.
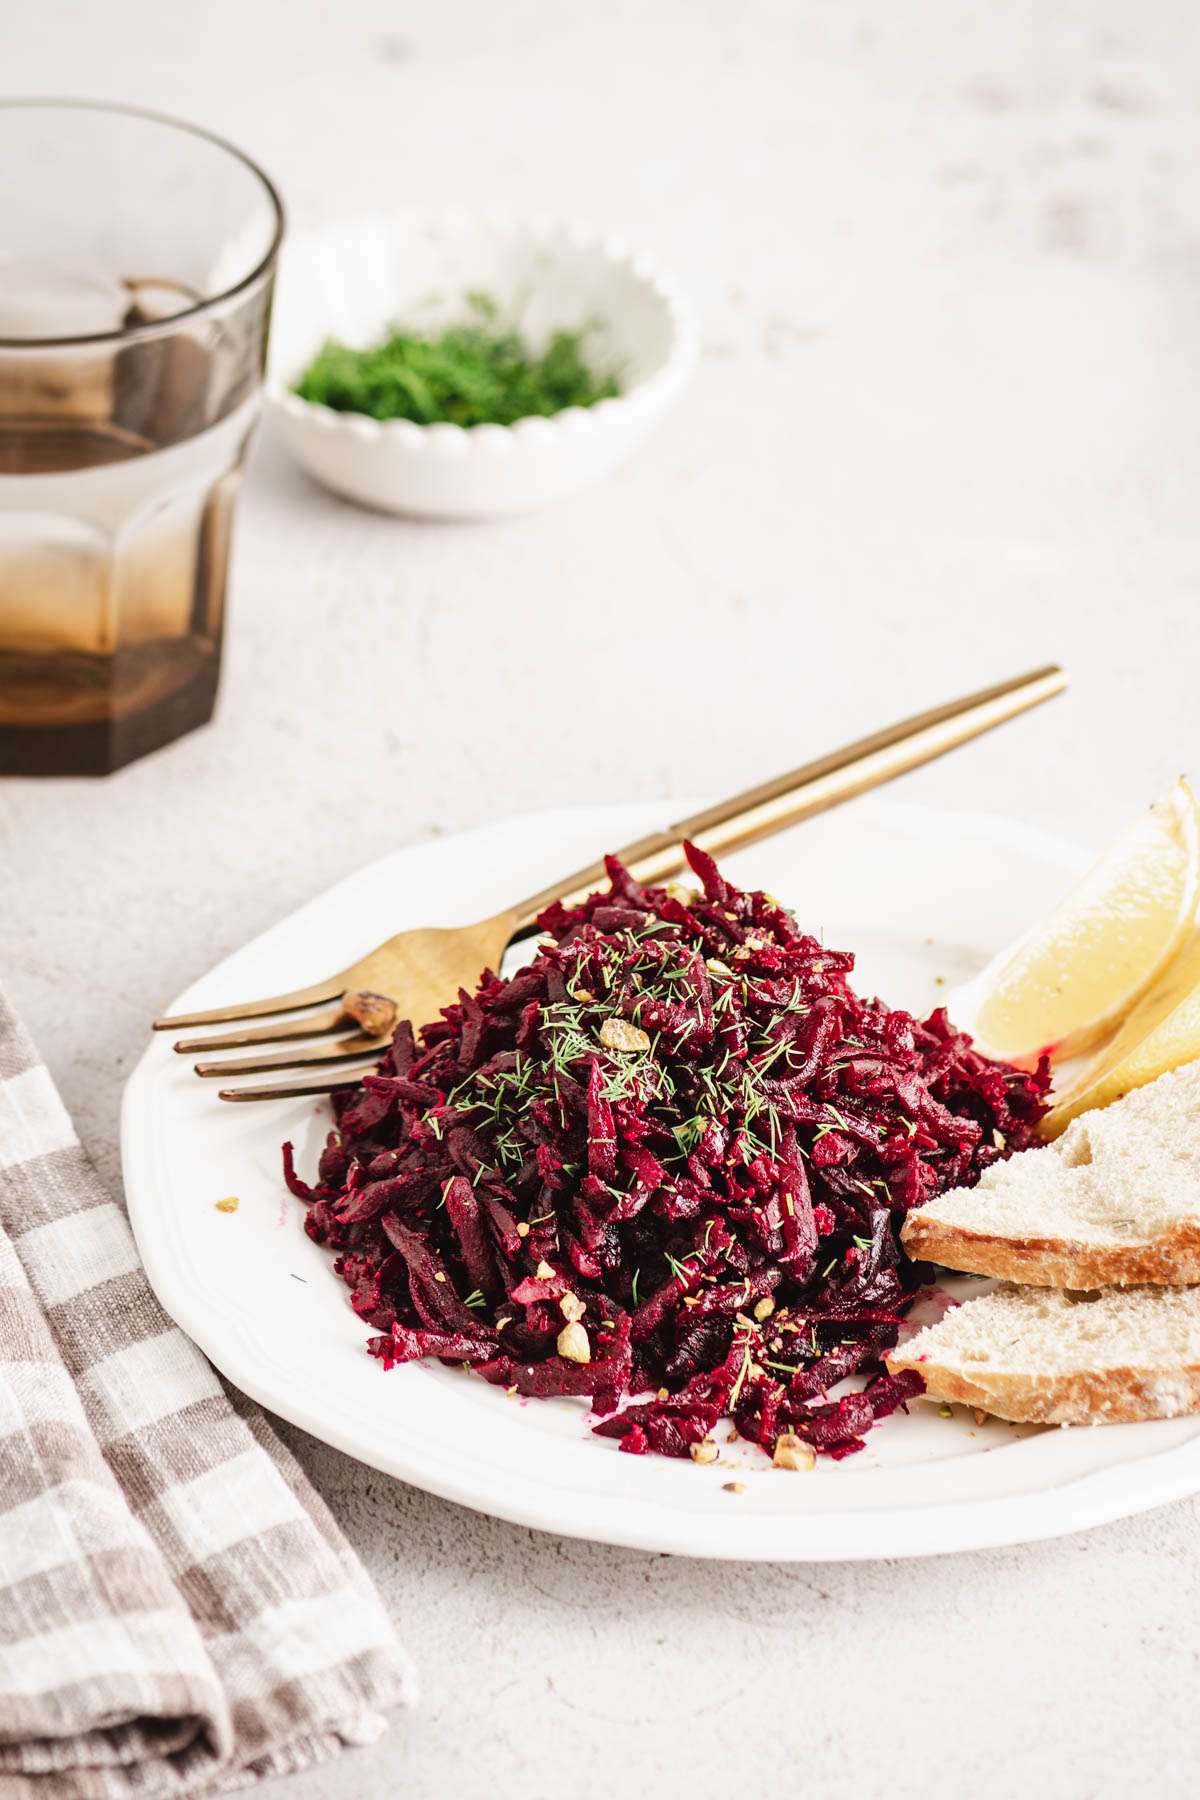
[901,1060,1200,1287]
[886,1282,1200,1424]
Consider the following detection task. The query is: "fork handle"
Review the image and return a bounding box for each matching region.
[510,664,1066,930]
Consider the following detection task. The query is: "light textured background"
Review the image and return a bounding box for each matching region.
[4,3,1200,1794]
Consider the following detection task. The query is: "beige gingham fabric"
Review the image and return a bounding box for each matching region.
[0,992,415,1795]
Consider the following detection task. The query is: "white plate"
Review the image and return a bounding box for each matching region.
[122,799,1200,1560]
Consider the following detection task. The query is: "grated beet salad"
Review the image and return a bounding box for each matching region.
[284,845,1049,1463]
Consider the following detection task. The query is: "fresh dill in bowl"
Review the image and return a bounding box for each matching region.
[292,291,621,428]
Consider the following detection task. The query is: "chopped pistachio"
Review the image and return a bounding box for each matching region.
[556,1321,591,1363]
[342,989,399,1036]
[773,1433,816,1472]
[690,1438,719,1465]
[599,1017,652,1054]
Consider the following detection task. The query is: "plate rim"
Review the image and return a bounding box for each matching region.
[121,798,1200,1560]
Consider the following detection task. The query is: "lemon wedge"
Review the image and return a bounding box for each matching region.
[1041,931,1200,1135]
[966,777,1200,1065]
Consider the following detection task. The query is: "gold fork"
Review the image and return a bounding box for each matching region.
[155,665,1066,1101]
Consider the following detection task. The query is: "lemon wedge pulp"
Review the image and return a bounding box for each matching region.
[966,777,1200,1066]
[1041,930,1200,1135]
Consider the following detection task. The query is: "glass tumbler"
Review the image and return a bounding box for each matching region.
[0,101,284,775]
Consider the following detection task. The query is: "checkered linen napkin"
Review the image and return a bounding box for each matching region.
[0,990,415,1796]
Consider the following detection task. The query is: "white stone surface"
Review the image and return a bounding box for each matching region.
[4,2,1200,1794]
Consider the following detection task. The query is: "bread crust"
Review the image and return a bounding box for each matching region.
[884,1349,1200,1425]
[901,1211,1200,1288]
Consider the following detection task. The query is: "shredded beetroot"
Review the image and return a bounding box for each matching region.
[285,845,1048,1463]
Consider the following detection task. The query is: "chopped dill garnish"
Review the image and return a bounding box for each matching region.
[293,291,621,428]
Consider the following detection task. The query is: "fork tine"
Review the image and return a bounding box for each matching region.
[194,1032,389,1079]
[218,1065,373,1103]
[171,1003,348,1055]
[154,977,345,1032]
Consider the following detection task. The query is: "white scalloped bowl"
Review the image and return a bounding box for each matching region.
[264,216,697,518]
